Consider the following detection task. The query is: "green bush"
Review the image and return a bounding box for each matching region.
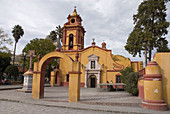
[0,51,11,76]
[120,67,139,96]
[4,65,19,81]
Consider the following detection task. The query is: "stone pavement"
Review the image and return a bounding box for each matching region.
[0,86,169,114]
[0,85,22,90]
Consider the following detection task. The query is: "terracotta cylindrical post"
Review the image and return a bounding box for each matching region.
[142,61,168,111]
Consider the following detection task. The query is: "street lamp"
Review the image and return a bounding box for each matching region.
[22,52,26,74]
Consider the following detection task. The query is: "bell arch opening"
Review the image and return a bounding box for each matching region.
[69,34,73,50]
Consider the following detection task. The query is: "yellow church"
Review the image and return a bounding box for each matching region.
[50,8,143,88]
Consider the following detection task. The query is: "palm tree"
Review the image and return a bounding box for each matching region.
[56,25,63,42]
[46,30,57,41]
[12,25,24,65]
[46,25,63,42]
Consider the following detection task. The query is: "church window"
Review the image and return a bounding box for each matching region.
[69,34,73,49]
[116,75,121,83]
[91,61,95,69]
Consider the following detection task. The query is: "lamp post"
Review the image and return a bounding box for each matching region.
[22,52,26,74]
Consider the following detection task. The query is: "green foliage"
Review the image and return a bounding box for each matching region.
[120,67,133,83]
[125,0,169,65]
[12,25,24,65]
[12,25,24,43]
[0,52,11,76]
[47,30,57,41]
[4,65,19,81]
[120,67,139,96]
[22,38,56,69]
[157,38,170,52]
[56,25,63,42]
[46,25,63,42]
[0,29,12,52]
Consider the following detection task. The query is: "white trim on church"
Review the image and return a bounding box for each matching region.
[85,54,101,88]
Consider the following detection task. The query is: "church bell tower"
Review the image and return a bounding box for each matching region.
[62,7,86,51]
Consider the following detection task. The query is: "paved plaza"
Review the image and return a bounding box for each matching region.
[0,86,169,114]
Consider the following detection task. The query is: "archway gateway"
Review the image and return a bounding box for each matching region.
[32,51,81,102]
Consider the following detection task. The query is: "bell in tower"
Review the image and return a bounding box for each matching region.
[62,7,86,51]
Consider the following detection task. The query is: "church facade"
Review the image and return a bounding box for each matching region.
[55,8,143,88]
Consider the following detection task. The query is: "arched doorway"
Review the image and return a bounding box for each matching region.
[32,51,74,99]
[89,75,96,88]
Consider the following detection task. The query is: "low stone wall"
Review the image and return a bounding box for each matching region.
[11,81,22,85]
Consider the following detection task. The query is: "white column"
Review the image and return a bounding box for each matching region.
[97,73,100,88]
[84,71,87,88]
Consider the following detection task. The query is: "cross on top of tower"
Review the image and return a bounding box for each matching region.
[92,38,95,42]
[72,6,77,16]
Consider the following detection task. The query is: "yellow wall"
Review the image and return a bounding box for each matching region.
[144,80,163,101]
[153,53,170,107]
[63,46,133,84]
[38,51,73,83]
[131,61,143,72]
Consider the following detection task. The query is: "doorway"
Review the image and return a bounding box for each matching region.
[90,77,96,88]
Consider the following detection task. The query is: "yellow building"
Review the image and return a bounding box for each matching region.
[54,8,143,88]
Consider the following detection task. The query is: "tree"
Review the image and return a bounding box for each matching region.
[157,38,170,52]
[46,30,57,41]
[46,25,63,42]
[4,65,19,81]
[125,0,169,65]
[120,67,134,83]
[22,38,56,80]
[0,29,12,52]
[120,67,139,96]
[0,52,11,77]
[12,25,24,65]
[56,25,63,42]
[22,38,56,69]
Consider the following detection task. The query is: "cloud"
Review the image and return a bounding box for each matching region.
[0,0,170,64]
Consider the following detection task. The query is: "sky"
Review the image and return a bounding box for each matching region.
[0,0,170,64]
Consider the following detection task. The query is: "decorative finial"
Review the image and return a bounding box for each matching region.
[75,52,79,61]
[72,6,77,16]
[92,38,95,42]
[92,38,96,46]
[74,6,77,12]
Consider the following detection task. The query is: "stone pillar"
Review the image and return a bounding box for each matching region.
[32,62,41,99]
[56,71,61,86]
[84,71,87,88]
[97,73,100,88]
[68,61,81,102]
[50,71,55,87]
[142,61,168,111]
